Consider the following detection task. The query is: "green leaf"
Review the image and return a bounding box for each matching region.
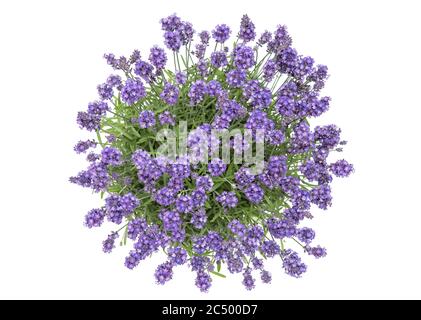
[210,270,226,278]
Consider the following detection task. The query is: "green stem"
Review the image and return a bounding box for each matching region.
[173,52,177,72]
[96,130,104,148]
[176,52,182,71]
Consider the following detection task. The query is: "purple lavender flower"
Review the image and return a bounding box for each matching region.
[171,227,186,243]
[261,270,272,284]
[160,14,182,31]
[252,257,264,270]
[132,149,163,184]
[121,193,140,214]
[311,184,332,209]
[105,193,139,224]
[189,80,208,105]
[149,46,167,70]
[129,50,141,64]
[257,31,272,46]
[101,147,122,166]
[76,112,101,131]
[88,101,109,117]
[228,219,247,238]
[243,80,259,100]
[243,226,264,253]
[160,83,179,106]
[168,247,188,265]
[261,240,280,258]
[191,208,207,229]
[159,210,182,232]
[206,231,223,251]
[134,60,155,82]
[293,56,315,79]
[76,161,108,192]
[194,43,206,59]
[158,111,176,126]
[121,78,146,105]
[245,110,274,133]
[309,65,329,91]
[180,21,195,45]
[207,80,223,97]
[84,208,105,228]
[297,227,316,244]
[175,71,187,85]
[195,175,214,191]
[134,225,163,259]
[106,74,122,88]
[279,176,300,195]
[168,177,184,192]
[170,161,191,178]
[197,59,208,77]
[276,47,298,75]
[195,271,212,292]
[124,250,141,270]
[155,261,174,284]
[244,183,264,204]
[106,134,116,143]
[283,207,308,225]
[291,188,311,210]
[282,250,307,278]
[175,195,193,213]
[164,31,182,51]
[127,218,147,240]
[74,140,97,154]
[300,160,323,181]
[138,110,156,129]
[97,83,113,100]
[208,158,227,177]
[210,51,228,68]
[268,25,291,53]
[250,88,272,108]
[289,121,314,154]
[191,189,207,208]
[238,15,256,42]
[86,153,100,162]
[226,69,246,87]
[193,236,208,254]
[307,246,327,259]
[267,130,285,145]
[329,159,354,177]
[104,53,124,70]
[233,45,255,70]
[241,268,255,290]
[212,24,231,43]
[314,124,341,149]
[154,187,176,206]
[199,30,210,44]
[216,191,238,208]
[191,256,211,272]
[267,218,296,239]
[309,96,330,117]
[102,232,118,253]
[263,59,277,82]
[227,255,244,274]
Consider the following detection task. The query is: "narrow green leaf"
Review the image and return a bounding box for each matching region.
[210,270,226,278]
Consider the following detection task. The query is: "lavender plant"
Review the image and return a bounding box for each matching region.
[70,14,354,291]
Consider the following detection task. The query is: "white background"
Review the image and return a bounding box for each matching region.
[0,0,420,300]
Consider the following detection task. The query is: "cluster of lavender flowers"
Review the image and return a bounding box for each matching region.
[70,14,353,292]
